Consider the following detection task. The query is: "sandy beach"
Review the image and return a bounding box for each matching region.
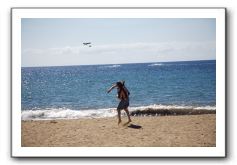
[22,114,216,147]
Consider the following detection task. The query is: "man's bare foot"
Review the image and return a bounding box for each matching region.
[128,119,132,123]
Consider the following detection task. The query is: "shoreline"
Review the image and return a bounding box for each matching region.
[21,108,216,120]
[22,114,216,147]
[130,108,215,116]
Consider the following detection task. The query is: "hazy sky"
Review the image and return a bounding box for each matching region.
[22,18,216,67]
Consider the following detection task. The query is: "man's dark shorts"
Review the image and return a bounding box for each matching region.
[117,99,129,110]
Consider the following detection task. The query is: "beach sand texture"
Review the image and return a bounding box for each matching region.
[22,114,216,147]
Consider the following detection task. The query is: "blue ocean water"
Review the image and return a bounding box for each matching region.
[21,60,216,120]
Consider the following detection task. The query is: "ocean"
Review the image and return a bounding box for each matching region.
[21,60,216,120]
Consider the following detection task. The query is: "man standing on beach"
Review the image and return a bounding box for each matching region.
[107,81,132,125]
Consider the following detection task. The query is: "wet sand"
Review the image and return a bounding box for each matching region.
[22,114,216,147]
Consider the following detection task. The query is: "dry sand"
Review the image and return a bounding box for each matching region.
[22,114,216,147]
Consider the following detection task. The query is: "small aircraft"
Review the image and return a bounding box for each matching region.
[83,42,91,46]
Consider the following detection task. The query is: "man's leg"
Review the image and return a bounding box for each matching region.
[117,109,122,125]
[124,108,132,122]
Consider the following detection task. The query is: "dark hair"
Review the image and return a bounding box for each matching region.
[116,81,123,89]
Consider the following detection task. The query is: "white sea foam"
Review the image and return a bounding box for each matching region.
[148,63,163,67]
[193,106,216,110]
[100,64,121,68]
[21,104,216,120]
[21,108,117,120]
[129,104,216,111]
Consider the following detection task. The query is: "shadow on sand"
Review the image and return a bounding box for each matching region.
[122,122,142,129]
[127,124,142,129]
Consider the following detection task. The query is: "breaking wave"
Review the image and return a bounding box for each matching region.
[148,63,164,67]
[100,64,121,68]
[21,104,216,120]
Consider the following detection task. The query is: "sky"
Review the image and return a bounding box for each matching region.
[22,18,216,67]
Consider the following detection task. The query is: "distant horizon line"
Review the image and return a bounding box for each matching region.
[22,59,216,68]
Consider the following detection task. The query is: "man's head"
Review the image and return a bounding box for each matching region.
[116,81,123,89]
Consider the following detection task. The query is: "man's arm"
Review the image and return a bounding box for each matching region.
[107,84,117,93]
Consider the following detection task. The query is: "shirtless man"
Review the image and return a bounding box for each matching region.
[107,81,132,125]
